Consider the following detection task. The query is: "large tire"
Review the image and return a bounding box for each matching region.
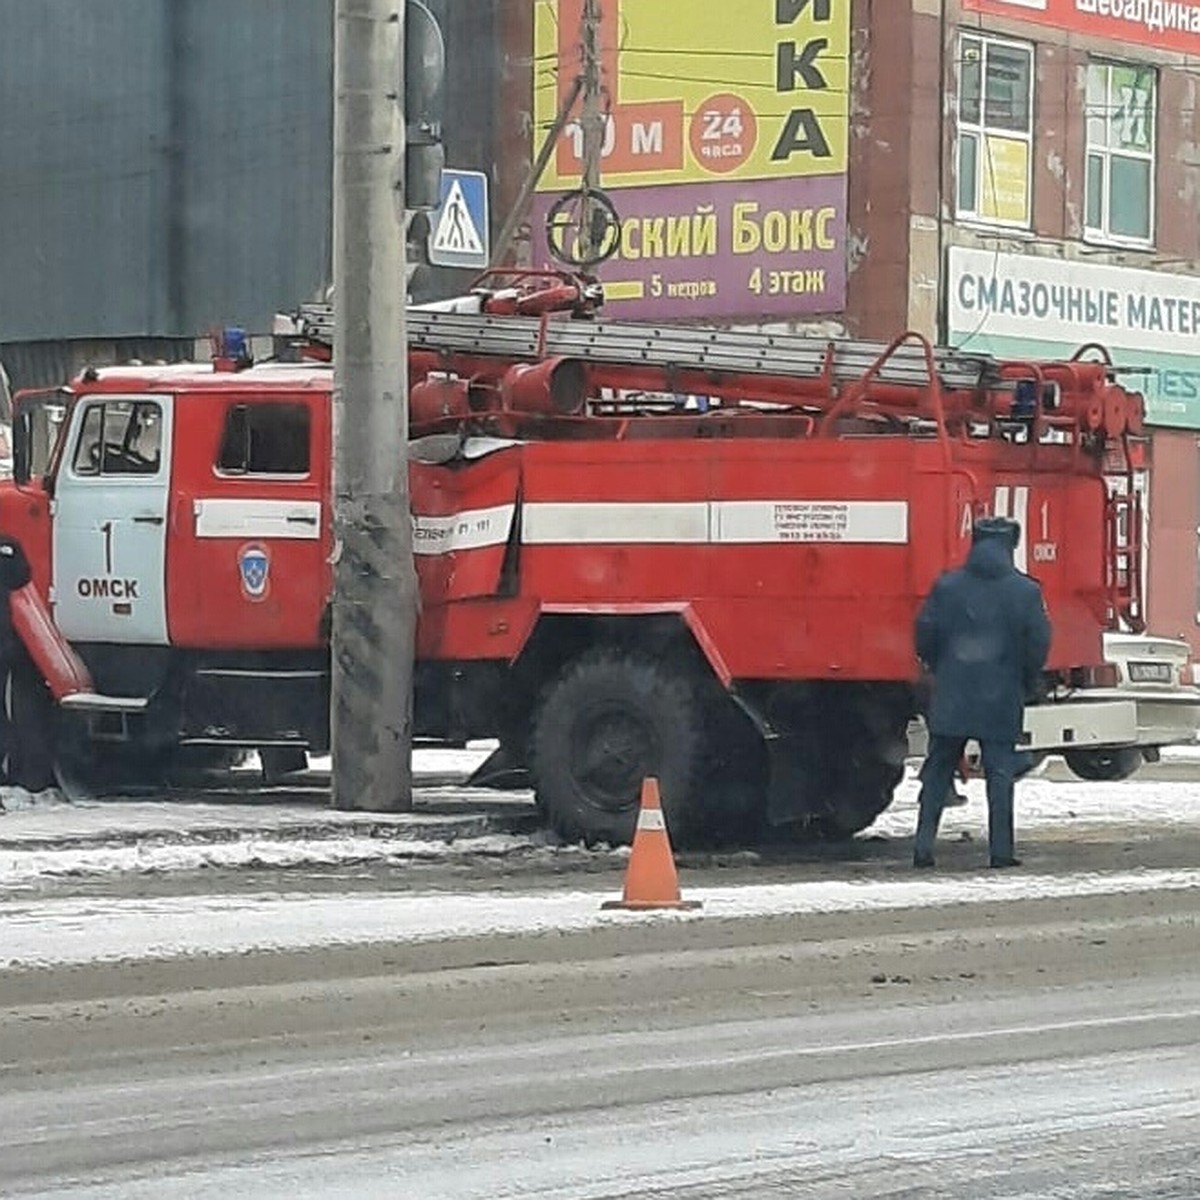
[1063,746,1143,782]
[53,730,174,798]
[816,748,905,838]
[813,696,909,839]
[698,696,769,845]
[530,648,706,847]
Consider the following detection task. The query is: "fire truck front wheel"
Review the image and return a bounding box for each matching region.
[531,648,706,848]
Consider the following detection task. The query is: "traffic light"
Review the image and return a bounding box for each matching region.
[405,0,445,211]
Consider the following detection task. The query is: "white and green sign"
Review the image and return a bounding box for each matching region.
[947,247,1200,430]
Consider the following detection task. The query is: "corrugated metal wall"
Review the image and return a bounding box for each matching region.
[0,1,498,357]
[0,0,333,342]
[170,0,334,335]
[0,0,173,339]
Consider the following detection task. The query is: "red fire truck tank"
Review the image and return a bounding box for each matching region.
[1,272,1144,844]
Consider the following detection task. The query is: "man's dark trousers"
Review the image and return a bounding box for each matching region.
[915,734,1019,863]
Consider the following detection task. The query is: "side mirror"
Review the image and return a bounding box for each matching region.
[12,406,32,486]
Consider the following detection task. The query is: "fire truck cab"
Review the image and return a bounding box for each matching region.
[4,357,333,790]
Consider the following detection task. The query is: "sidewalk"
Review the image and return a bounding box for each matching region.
[4,747,1200,890]
[0,747,537,854]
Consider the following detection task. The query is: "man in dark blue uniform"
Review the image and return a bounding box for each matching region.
[913,517,1052,869]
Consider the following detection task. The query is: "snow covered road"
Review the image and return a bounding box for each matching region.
[3,755,1200,1195]
[3,889,1199,1198]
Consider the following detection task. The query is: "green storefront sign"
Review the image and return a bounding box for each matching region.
[945,331,1196,429]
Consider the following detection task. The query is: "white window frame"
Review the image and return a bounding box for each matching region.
[955,32,1035,230]
[1084,60,1156,249]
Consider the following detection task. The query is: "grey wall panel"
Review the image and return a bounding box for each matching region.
[173,0,333,334]
[0,1,495,341]
[0,0,330,340]
[0,337,194,395]
[0,0,171,339]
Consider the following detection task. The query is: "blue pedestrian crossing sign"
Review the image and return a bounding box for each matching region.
[428,169,490,270]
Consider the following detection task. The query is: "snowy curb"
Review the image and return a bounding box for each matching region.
[0,808,540,854]
[0,832,599,888]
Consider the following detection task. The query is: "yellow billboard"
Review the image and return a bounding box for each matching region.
[532,0,850,191]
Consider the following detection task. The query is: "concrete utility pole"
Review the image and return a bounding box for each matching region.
[331,0,417,812]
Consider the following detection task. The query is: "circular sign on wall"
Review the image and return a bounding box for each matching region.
[689,93,758,175]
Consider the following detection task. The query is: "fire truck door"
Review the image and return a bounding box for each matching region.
[51,395,172,644]
[172,397,326,648]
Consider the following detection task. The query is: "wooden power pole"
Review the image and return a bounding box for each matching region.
[578,0,605,264]
[331,0,418,812]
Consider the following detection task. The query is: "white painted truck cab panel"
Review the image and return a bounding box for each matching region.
[52,395,172,645]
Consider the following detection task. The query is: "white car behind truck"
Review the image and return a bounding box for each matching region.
[909,631,1200,781]
[1063,631,1200,780]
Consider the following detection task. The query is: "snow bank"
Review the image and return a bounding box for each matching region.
[3,867,1199,968]
[0,833,545,888]
[0,787,69,814]
[868,773,1200,840]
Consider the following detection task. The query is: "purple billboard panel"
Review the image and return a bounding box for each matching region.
[530,174,847,323]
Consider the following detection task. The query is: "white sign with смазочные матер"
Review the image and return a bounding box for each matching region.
[948,247,1200,359]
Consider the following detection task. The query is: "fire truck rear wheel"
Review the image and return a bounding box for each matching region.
[813,705,909,839]
[531,649,705,848]
[814,754,905,838]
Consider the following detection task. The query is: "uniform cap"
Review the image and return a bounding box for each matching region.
[972,516,1020,548]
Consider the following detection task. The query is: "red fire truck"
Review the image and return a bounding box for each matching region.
[2,271,1148,845]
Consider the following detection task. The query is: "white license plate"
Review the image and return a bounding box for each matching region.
[1128,661,1174,684]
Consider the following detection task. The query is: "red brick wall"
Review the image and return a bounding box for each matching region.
[1156,67,1200,262]
[845,0,917,339]
[1147,428,1200,648]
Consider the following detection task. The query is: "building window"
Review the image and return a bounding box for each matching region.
[1085,62,1155,245]
[956,34,1034,227]
[216,402,311,476]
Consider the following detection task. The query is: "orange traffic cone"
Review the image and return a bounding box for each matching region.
[601,778,702,912]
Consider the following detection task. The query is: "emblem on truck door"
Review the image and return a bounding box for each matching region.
[238,543,271,601]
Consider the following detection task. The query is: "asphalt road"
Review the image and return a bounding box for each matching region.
[3,875,1200,1198]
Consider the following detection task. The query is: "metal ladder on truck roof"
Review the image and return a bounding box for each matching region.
[292,301,1001,394]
